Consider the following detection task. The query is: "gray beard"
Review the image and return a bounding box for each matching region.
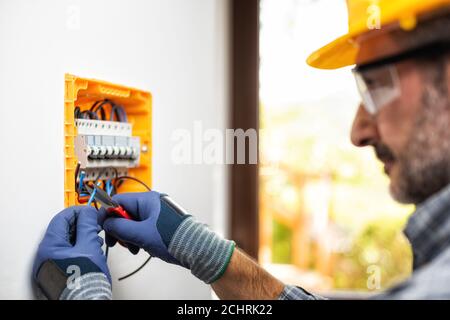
[391,80,450,204]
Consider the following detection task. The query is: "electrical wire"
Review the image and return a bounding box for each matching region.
[113,175,151,191]
[90,100,106,121]
[75,99,127,122]
[74,106,82,119]
[110,104,127,122]
[91,100,115,121]
[105,179,113,196]
[79,110,98,120]
[118,256,152,281]
[87,184,97,206]
[78,171,87,196]
[74,162,80,191]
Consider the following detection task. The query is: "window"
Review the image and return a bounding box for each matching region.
[259,0,412,293]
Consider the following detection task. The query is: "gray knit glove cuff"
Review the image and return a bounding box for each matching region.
[60,273,112,300]
[168,217,236,284]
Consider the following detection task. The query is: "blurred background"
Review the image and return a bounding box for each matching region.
[259,0,412,294]
[0,0,413,299]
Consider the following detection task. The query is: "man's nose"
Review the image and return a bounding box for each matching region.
[350,104,379,147]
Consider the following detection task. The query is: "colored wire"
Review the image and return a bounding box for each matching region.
[78,171,86,194]
[106,179,113,196]
[87,188,97,206]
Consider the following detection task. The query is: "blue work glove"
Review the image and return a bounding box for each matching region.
[33,206,111,286]
[98,191,188,265]
[99,191,236,284]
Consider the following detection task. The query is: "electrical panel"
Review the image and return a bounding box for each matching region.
[64,74,152,207]
[74,119,140,176]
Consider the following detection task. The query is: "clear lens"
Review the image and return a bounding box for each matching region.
[353,65,401,115]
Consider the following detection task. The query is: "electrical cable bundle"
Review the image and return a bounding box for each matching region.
[74,99,127,122]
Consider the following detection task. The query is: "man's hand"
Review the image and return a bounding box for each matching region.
[33,206,111,300]
[99,191,236,284]
[98,191,189,265]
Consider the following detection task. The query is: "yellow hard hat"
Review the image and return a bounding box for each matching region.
[307,0,450,69]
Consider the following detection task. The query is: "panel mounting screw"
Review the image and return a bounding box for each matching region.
[141,144,148,153]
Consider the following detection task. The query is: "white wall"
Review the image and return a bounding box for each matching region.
[0,0,229,299]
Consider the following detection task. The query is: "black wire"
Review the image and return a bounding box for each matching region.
[110,104,123,122]
[100,100,114,121]
[115,179,124,190]
[79,110,98,120]
[91,100,110,121]
[74,106,81,119]
[75,104,103,120]
[78,99,126,122]
[118,256,152,281]
[114,176,151,191]
[88,110,99,120]
[80,110,88,119]
[79,111,87,119]
[90,100,103,120]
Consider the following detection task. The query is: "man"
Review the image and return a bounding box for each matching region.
[33,0,450,299]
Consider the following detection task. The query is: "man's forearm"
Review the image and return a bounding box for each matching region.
[211,249,284,300]
[165,217,318,300]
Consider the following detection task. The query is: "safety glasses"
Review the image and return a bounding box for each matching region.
[352,41,450,115]
[352,64,401,115]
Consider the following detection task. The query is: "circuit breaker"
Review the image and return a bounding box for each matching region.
[64,74,152,207]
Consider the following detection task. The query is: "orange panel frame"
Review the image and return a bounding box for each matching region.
[64,74,152,207]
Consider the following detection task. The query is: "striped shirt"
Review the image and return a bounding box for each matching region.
[280,183,450,300]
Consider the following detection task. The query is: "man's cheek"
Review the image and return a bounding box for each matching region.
[377,111,410,159]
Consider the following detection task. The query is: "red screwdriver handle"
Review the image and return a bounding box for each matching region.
[106,205,132,220]
[105,206,133,248]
